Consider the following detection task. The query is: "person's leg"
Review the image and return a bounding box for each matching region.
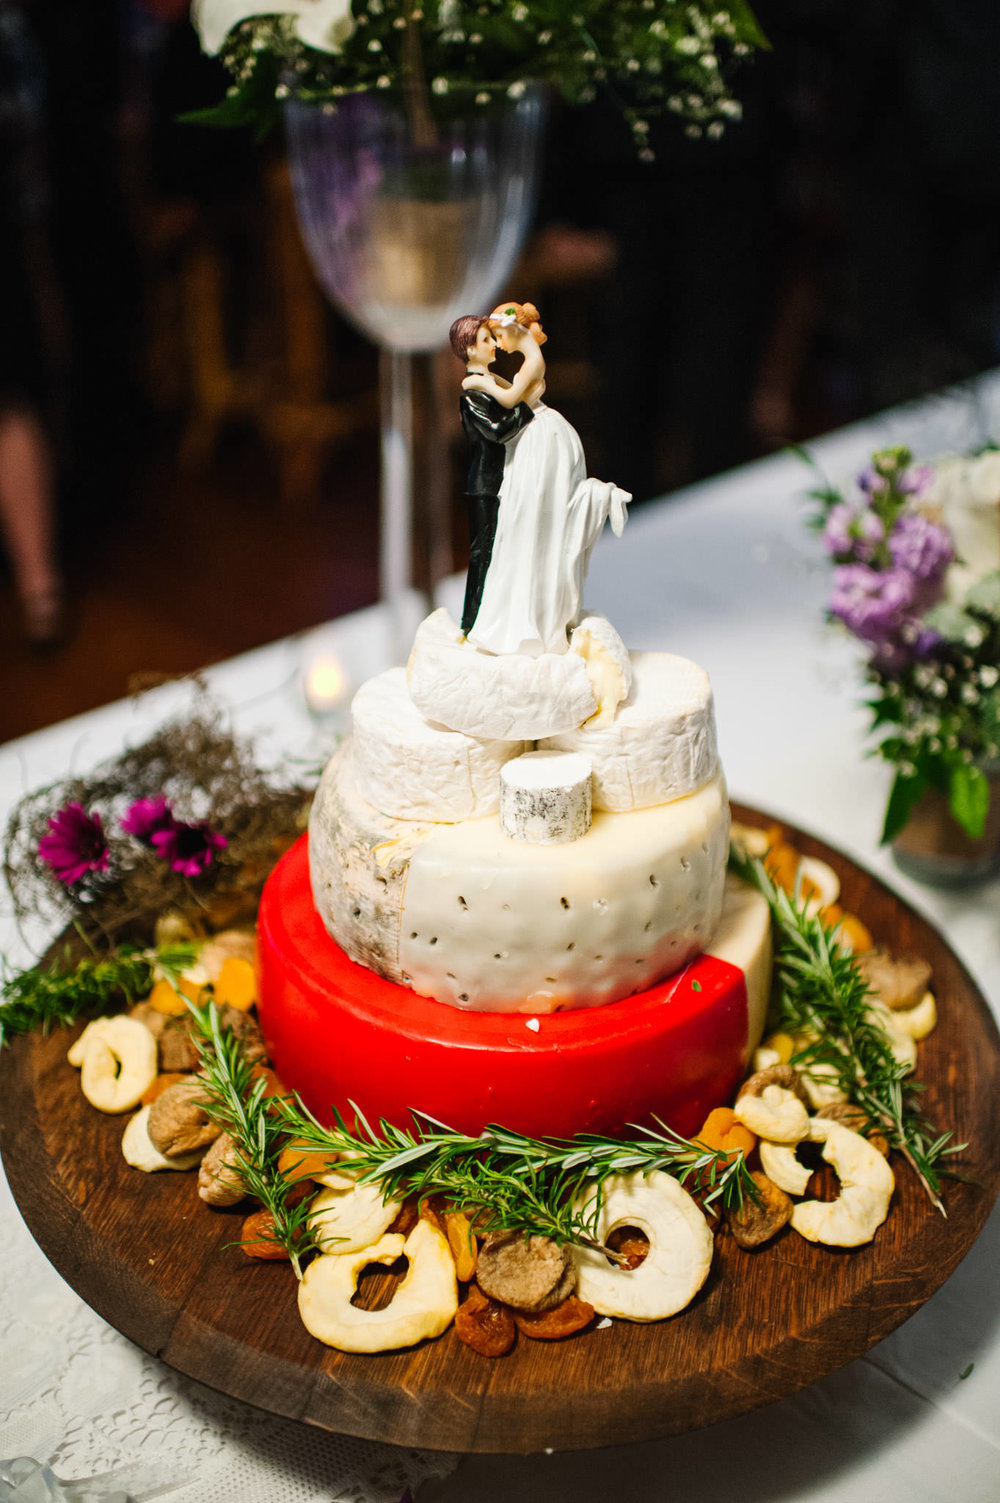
[0,405,63,644]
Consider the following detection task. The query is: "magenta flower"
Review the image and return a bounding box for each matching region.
[120,795,176,843]
[150,819,228,877]
[37,803,110,885]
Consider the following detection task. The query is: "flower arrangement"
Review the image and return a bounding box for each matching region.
[4,690,313,943]
[190,0,766,152]
[808,444,1000,846]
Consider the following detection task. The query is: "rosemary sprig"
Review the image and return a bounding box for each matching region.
[0,940,197,1047]
[730,847,959,1210]
[274,1097,756,1255]
[184,998,320,1278]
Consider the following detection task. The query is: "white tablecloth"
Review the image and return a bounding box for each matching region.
[3,371,1000,1501]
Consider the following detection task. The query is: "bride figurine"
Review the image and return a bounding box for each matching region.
[459,301,629,658]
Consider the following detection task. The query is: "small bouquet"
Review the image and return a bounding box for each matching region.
[808,445,1000,845]
[189,0,766,150]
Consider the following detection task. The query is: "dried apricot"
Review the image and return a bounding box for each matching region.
[148,977,195,1016]
[444,1210,478,1281]
[454,1283,516,1357]
[695,1106,756,1162]
[513,1295,595,1340]
[605,1225,650,1270]
[239,1208,290,1260]
[214,956,257,1011]
[141,1072,189,1106]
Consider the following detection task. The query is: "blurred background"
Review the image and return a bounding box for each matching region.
[2,0,1000,742]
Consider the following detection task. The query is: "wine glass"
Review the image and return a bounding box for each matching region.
[285,86,546,658]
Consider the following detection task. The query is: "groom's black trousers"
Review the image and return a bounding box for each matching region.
[461,492,500,636]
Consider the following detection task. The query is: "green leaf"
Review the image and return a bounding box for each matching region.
[923,601,978,644]
[881,767,928,844]
[948,762,990,839]
[964,570,1000,620]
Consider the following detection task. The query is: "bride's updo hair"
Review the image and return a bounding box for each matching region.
[490,300,547,346]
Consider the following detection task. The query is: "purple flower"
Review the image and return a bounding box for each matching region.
[120,795,176,843]
[888,513,954,590]
[38,803,110,885]
[150,820,228,877]
[830,562,917,646]
[857,466,888,495]
[823,503,884,561]
[898,464,935,499]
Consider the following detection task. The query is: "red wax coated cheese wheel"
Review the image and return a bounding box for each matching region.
[256,836,766,1141]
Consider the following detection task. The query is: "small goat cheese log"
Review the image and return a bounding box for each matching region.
[499,750,593,845]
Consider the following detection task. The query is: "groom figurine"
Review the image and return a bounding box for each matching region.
[449,314,535,636]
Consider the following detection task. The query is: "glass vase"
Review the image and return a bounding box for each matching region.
[890,765,1000,887]
[284,86,546,658]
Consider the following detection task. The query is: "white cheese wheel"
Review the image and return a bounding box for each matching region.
[539,650,719,811]
[499,750,593,845]
[309,750,731,1012]
[406,607,597,740]
[351,665,527,821]
[309,747,434,977]
[398,773,729,1012]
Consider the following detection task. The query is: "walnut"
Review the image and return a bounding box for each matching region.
[198,1131,248,1206]
[159,1015,200,1072]
[147,1077,220,1157]
[737,1063,810,1110]
[476,1231,577,1312]
[128,1001,167,1039]
[854,948,932,1012]
[218,1005,268,1064]
[727,1170,793,1249]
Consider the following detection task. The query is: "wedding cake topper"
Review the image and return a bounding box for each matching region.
[449,301,630,659]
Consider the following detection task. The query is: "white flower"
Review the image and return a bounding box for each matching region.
[192,0,355,57]
[970,449,1000,504]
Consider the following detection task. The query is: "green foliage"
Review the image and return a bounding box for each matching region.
[731,848,961,1209]
[0,941,197,1047]
[202,2,766,148]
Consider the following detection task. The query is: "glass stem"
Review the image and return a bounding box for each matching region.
[379,347,415,660]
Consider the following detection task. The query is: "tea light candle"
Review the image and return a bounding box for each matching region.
[304,653,351,720]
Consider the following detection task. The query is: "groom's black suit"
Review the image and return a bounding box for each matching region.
[458,388,534,636]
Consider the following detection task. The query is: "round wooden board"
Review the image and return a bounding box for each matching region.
[2,804,999,1455]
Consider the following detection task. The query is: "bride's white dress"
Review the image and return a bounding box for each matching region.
[467,403,628,657]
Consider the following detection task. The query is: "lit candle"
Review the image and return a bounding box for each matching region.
[304,653,351,720]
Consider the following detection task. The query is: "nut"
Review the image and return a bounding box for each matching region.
[865,997,918,1072]
[889,990,937,1041]
[790,1118,895,1247]
[297,1218,459,1352]
[737,1064,810,1108]
[308,1180,403,1254]
[147,1077,220,1156]
[218,1005,268,1064]
[198,1131,248,1205]
[198,929,256,983]
[726,1170,793,1248]
[122,1105,205,1172]
[572,1171,714,1321]
[159,1015,201,1072]
[75,1017,159,1114]
[854,948,932,1012]
[816,1102,890,1157]
[476,1231,576,1312]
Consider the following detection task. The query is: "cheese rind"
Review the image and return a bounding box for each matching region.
[407,607,598,740]
[499,750,593,846]
[539,651,719,811]
[351,665,527,820]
